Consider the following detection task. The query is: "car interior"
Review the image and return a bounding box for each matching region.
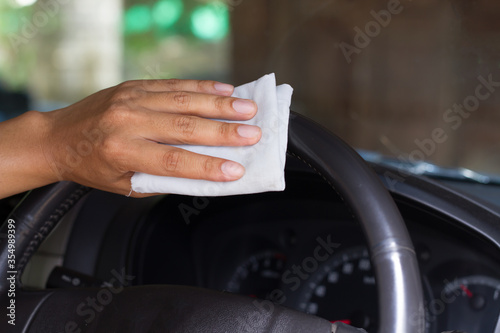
[1,1,500,332]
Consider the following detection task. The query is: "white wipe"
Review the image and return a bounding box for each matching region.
[131,73,293,196]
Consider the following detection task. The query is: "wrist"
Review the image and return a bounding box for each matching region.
[0,110,59,198]
[30,110,63,184]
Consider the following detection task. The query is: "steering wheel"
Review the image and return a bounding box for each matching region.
[0,112,424,333]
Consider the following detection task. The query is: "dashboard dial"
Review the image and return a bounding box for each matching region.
[437,275,500,332]
[291,246,378,331]
[225,251,287,298]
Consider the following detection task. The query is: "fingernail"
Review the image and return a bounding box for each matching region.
[233,99,256,114]
[237,125,261,138]
[221,161,245,179]
[214,82,234,93]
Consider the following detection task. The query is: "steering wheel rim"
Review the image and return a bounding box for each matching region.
[287,112,425,332]
[0,112,424,333]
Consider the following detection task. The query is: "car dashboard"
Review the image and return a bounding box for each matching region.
[14,155,500,333]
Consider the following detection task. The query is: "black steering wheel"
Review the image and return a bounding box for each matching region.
[0,112,424,333]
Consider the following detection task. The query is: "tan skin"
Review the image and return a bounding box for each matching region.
[0,79,261,199]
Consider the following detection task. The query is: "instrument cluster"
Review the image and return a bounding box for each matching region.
[194,213,500,333]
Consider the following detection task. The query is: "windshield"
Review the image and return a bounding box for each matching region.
[1,0,499,176]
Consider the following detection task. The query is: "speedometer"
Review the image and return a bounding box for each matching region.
[289,246,378,331]
[437,275,500,332]
[225,250,287,298]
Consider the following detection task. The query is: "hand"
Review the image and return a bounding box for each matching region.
[0,79,261,198]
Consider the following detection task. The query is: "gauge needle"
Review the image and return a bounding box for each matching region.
[460,284,473,298]
[331,319,352,325]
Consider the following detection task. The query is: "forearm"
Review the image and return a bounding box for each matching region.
[0,111,57,199]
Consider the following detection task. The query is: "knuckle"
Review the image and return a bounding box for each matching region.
[216,122,231,138]
[162,150,182,173]
[202,156,217,175]
[164,79,182,90]
[119,86,143,102]
[174,116,197,136]
[103,93,144,125]
[167,78,182,86]
[197,80,205,91]
[172,92,191,110]
[214,96,226,112]
[117,80,137,89]
[197,80,211,92]
[100,136,126,163]
[111,82,144,104]
[103,103,133,126]
[142,79,161,91]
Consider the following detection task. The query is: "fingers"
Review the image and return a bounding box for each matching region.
[126,140,246,182]
[113,79,257,121]
[137,91,257,120]
[138,111,262,146]
[120,79,235,96]
[108,78,260,145]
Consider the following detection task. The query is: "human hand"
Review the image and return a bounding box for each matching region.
[37,79,261,197]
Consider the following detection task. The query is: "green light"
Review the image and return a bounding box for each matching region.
[190,3,229,41]
[0,12,20,33]
[153,0,183,29]
[124,5,152,34]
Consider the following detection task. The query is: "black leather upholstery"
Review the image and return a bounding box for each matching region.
[21,286,332,332]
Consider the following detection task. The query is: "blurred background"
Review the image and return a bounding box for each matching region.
[0,0,499,175]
